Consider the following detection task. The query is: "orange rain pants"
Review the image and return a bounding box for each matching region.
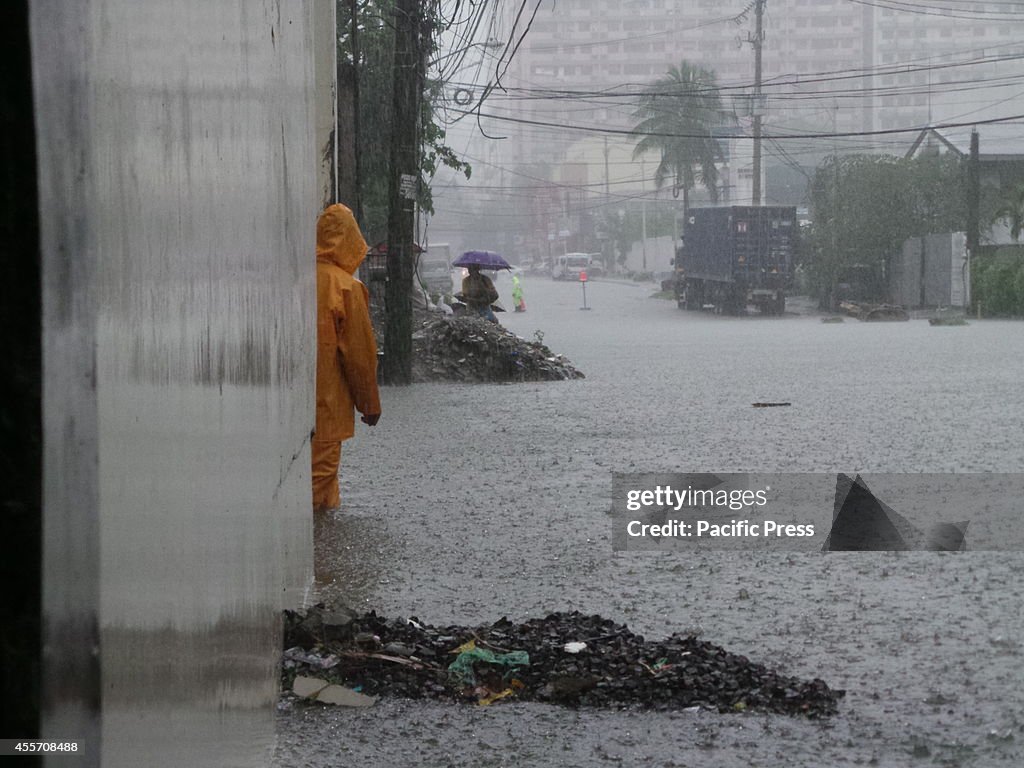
[311,440,342,511]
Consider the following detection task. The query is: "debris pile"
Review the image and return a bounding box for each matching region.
[410,315,584,383]
[282,606,843,717]
[839,301,909,322]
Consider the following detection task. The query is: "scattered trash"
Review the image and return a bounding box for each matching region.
[929,316,968,326]
[820,316,844,324]
[283,647,340,670]
[282,606,844,717]
[316,684,378,707]
[292,675,377,707]
[987,728,1014,742]
[752,402,791,408]
[447,641,530,688]
[478,686,518,706]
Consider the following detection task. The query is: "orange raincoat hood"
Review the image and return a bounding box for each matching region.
[317,203,368,275]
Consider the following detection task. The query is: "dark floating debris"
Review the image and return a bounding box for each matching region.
[839,301,909,322]
[752,402,792,408]
[410,315,585,383]
[282,606,844,717]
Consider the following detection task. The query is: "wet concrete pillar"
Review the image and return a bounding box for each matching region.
[29,0,323,764]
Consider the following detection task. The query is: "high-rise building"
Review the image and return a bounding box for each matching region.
[488,0,1024,171]
[430,1,1024,260]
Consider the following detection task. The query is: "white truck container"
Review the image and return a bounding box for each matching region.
[419,242,454,296]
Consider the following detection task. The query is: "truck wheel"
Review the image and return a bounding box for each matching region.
[726,286,745,315]
[684,279,703,311]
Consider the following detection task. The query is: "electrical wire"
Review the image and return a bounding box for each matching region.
[844,0,1024,21]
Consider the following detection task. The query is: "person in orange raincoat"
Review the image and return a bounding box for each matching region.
[313,204,381,512]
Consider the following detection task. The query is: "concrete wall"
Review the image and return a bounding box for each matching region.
[892,232,970,309]
[31,1,323,764]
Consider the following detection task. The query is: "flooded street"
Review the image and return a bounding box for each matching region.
[276,277,1024,767]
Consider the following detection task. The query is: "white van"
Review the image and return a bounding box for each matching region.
[551,252,591,280]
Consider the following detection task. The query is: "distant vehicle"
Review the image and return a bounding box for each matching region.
[586,254,606,278]
[419,243,453,296]
[551,252,591,280]
[674,206,796,315]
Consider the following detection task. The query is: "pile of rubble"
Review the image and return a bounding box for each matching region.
[410,315,584,383]
[282,606,843,717]
[839,301,909,322]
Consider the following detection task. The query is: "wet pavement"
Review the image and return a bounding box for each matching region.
[276,277,1024,767]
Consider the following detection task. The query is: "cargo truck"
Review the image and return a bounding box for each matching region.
[674,206,796,315]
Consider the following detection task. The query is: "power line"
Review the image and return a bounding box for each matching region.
[451,105,1024,140]
[844,0,1024,21]
[443,50,1024,100]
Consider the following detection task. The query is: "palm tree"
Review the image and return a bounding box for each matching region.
[629,62,726,217]
[993,181,1024,241]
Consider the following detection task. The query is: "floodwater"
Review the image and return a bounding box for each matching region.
[275,277,1024,767]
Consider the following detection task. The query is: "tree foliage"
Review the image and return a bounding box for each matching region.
[629,62,726,214]
[973,249,1024,316]
[598,205,678,267]
[806,153,967,301]
[419,78,471,217]
[992,181,1024,241]
[338,0,471,242]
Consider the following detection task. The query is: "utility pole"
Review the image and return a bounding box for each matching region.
[830,100,840,309]
[350,0,363,222]
[337,0,360,215]
[966,129,980,310]
[641,154,648,272]
[750,0,765,206]
[383,0,428,385]
[603,136,611,199]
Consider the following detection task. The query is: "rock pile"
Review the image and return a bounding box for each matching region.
[410,315,584,383]
[282,606,843,717]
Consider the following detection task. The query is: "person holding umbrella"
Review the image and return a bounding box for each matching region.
[461,264,500,322]
[453,250,511,323]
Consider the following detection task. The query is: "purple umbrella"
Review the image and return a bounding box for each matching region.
[452,250,512,271]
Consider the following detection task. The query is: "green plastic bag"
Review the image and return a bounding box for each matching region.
[447,646,529,687]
